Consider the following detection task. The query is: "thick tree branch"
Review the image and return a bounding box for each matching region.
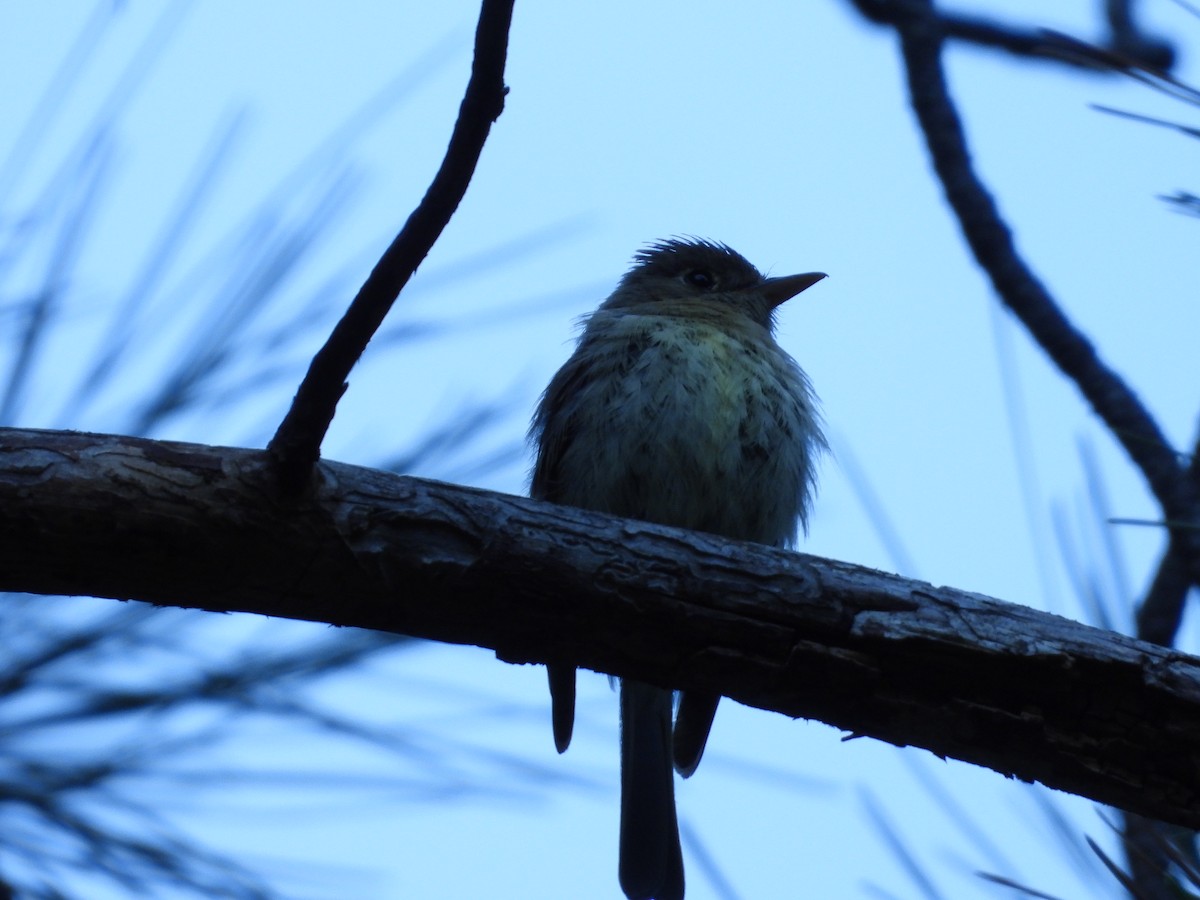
[266,0,514,494]
[3,427,1200,830]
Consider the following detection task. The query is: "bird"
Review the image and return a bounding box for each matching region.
[529,237,826,900]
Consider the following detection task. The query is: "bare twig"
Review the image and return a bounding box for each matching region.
[267,0,515,493]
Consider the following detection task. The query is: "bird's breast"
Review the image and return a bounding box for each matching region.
[542,314,819,545]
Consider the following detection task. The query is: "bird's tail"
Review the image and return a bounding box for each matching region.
[619,679,684,900]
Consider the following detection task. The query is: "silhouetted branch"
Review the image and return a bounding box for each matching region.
[893,4,1200,596]
[5,427,1200,834]
[1121,440,1200,895]
[847,0,1175,70]
[883,6,1200,894]
[267,0,514,493]
[1136,442,1200,647]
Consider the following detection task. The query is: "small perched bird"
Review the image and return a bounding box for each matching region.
[530,237,826,900]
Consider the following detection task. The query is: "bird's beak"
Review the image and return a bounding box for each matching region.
[760,272,826,308]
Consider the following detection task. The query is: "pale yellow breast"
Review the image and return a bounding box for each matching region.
[542,310,821,546]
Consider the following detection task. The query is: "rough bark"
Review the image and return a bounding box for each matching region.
[2,426,1199,829]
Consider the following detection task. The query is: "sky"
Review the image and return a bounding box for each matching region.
[2,2,1199,898]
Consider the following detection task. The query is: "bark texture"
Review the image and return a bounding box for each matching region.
[2,426,1199,828]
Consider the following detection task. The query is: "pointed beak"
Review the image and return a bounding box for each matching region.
[760,272,827,308]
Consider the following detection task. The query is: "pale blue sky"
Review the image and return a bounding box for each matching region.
[2,2,1198,898]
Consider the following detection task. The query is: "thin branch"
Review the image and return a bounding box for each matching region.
[846,0,1175,71]
[266,0,514,493]
[1137,429,1200,646]
[893,3,1200,592]
[4,427,1200,833]
[1122,435,1200,897]
[883,7,1200,894]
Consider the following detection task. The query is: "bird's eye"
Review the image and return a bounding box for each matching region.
[684,269,716,290]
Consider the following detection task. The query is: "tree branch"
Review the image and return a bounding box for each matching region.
[852,0,1200,889]
[3,426,1200,831]
[894,5,1200,592]
[1137,431,1200,647]
[266,0,514,494]
[847,0,1175,70]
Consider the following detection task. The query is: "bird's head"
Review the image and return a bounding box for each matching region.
[601,237,825,328]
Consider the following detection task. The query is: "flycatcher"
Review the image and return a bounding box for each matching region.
[530,237,826,900]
